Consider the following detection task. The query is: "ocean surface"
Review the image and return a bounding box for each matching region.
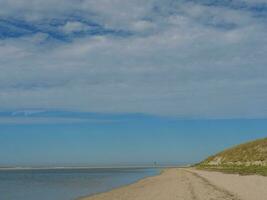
[0,167,159,200]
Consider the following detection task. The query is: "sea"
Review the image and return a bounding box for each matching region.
[0,167,159,200]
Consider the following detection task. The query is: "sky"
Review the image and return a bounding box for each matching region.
[0,0,267,166]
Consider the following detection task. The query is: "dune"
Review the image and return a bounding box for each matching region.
[197,137,267,176]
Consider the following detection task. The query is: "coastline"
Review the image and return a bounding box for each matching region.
[77,168,165,200]
[79,168,267,200]
[0,166,163,171]
[0,166,161,200]
[76,168,164,200]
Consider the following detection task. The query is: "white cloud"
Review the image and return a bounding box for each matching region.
[242,0,267,3]
[131,20,156,32]
[0,117,115,124]
[60,21,91,34]
[0,0,267,118]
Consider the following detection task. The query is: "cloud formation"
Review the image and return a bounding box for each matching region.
[0,0,267,118]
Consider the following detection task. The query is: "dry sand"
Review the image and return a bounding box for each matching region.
[79,167,267,200]
[190,169,267,200]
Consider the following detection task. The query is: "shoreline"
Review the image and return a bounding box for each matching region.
[77,168,165,200]
[79,168,267,200]
[77,168,167,200]
[0,163,185,171]
[0,166,167,171]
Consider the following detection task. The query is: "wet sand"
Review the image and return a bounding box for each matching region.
[80,168,267,200]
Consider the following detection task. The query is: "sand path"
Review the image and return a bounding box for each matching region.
[80,168,239,200]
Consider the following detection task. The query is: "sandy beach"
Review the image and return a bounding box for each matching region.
[80,168,267,200]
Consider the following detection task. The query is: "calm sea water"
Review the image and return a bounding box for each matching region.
[0,168,159,200]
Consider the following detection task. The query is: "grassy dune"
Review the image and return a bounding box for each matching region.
[196,137,267,176]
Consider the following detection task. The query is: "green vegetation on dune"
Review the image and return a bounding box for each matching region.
[196,137,267,176]
[196,164,267,176]
[203,138,267,164]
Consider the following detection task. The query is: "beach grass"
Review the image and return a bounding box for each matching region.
[195,137,267,176]
[196,164,267,176]
[202,138,267,164]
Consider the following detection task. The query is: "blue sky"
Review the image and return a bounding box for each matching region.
[0,0,267,166]
[1,115,267,166]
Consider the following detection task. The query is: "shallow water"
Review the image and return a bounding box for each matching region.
[0,168,159,200]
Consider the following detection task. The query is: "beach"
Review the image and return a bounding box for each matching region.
[80,168,267,200]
